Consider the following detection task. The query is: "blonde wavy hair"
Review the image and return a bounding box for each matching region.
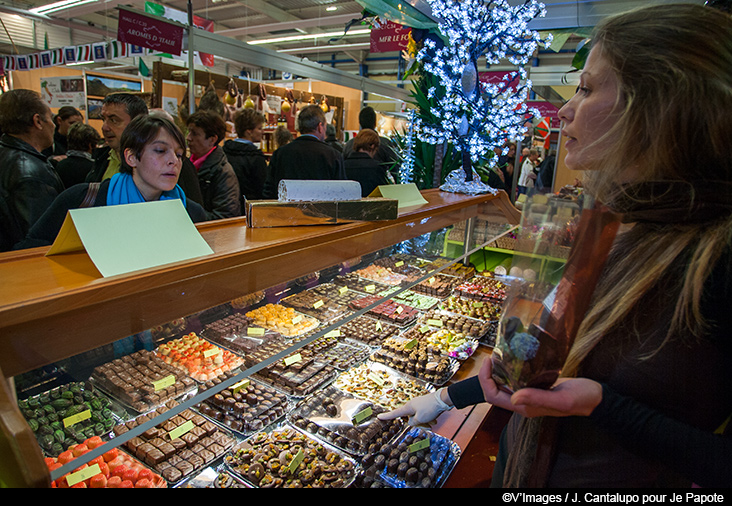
[562,3,732,376]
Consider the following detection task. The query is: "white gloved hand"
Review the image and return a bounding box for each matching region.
[377,388,453,426]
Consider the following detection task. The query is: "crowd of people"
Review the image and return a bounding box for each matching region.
[0,89,398,252]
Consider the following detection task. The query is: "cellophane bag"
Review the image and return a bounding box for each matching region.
[491,191,621,392]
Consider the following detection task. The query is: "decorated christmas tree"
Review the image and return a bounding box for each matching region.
[413,0,551,187]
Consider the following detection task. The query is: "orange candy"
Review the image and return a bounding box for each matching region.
[106,476,122,488]
[89,474,107,489]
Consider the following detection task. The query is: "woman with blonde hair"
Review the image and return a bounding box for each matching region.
[381,3,732,487]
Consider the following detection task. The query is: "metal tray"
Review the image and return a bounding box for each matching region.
[370,336,461,387]
[223,423,360,488]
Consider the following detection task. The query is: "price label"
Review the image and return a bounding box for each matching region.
[203,347,220,358]
[428,277,436,284]
[288,449,305,474]
[65,463,101,487]
[426,319,443,327]
[247,327,265,336]
[420,325,430,333]
[169,420,195,441]
[375,320,382,332]
[152,374,176,391]
[63,409,91,428]
[232,379,250,394]
[405,338,418,350]
[284,353,302,366]
[292,315,303,324]
[313,299,324,309]
[325,329,341,338]
[367,372,385,385]
[395,305,403,314]
[473,301,484,308]
[395,261,404,267]
[365,284,376,293]
[409,438,430,453]
[339,286,348,295]
[352,406,373,425]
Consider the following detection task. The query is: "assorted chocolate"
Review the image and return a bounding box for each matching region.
[91,350,196,412]
[335,315,401,346]
[289,386,404,455]
[349,295,420,327]
[372,337,457,385]
[224,427,357,488]
[112,399,235,484]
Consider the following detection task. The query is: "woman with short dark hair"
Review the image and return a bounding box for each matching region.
[186,111,241,218]
[54,122,100,188]
[344,128,391,197]
[17,115,207,249]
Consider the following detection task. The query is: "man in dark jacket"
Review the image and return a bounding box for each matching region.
[223,108,267,203]
[85,94,203,205]
[262,105,346,199]
[0,89,64,251]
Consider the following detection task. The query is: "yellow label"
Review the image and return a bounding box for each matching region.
[473,301,484,308]
[395,305,403,314]
[395,261,404,267]
[409,438,430,453]
[284,353,302,366]
[65,463,101,487]
[427,319,443,327]
[420,325,430,334]
[292,315,303,324]
[247,327,265,336]
[203,347,220,358]
[367,372,385,386]
[313,299,324,309]
[232,379,250,394]
[288,449,305,474]
[375,320,382,332]
[63,409,91,429]
[352,406,373,425]
[152,374,176,391]
[405,338,418,350]
[169,419,195,441]
[428,277,436,284]
[365,284,376,293]
[339,286,348,295]
[325,329,341,338]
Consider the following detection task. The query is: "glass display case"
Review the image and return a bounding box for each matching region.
[0,189,522,488]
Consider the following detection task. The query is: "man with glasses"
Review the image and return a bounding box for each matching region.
[0,89,64,251]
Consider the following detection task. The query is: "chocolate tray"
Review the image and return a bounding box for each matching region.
[224,423,360,488]
[287,385,405,457]
[332,361,434,412]
[354,426,461,489]
[401,324,479,361]
[370,336,461,387]
[178,465,252,488]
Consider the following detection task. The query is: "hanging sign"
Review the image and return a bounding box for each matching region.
[370,21,412,53]
[117,8,184,56]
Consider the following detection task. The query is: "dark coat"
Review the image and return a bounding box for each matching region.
[85,145,204,206]
[222,139,267,202]
[0,134,64,251]
[343,134,400,176]
[193,146,241,220]
[262,135,346,199]
[344,152,391,197]
[16,178,208,250]
[55,151,95,189]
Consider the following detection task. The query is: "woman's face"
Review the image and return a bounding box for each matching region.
[186,124,217,157]
[558,46,623,171]
[125,128,184,201]
[245,123,264,143]
[57,114,82,135]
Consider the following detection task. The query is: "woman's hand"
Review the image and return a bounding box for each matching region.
[479,356,603,418]
[510,378,603,418]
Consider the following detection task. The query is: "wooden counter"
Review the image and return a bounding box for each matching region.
[0,188,518,487]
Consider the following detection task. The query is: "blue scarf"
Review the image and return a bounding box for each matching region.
[106,172,187,207]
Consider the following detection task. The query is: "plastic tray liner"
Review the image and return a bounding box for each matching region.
[361,427,460,488]
[333,361,434,412]
[194,376,291,437]
[223,424,359,488]
[287,385,404,456]
[179,465,251,488]
[18,380,127,458]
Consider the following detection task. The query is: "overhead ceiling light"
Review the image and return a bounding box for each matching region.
[29,0,97,15]
[248,28,371,45]
[326,6,337,11]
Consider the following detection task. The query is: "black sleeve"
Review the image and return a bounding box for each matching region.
[589,383,732,487]
[262,152,279,199]
[14,184,88,249]
[447,376,486,409]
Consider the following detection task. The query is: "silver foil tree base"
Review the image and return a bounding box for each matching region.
[439,168,499,195]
